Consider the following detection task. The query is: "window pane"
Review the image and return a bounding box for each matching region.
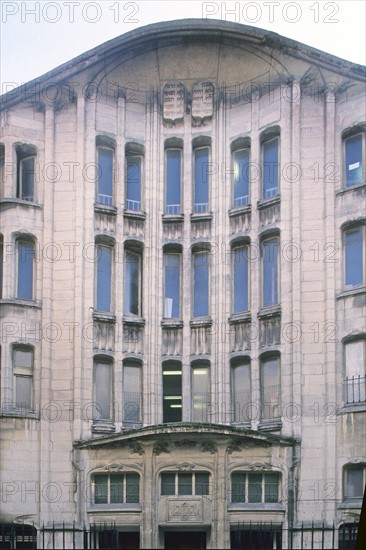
[97,148,113,205]
[17,241,34,300]
[193,252,209,317]
[233,246,249,313]
[178,473,192,496]
[263,239,278,307]
[345,341,366,403]
[166,149,181,214]
[126,473,140,503]
[14,349,32,369]
[192,366,210,422]
[110,474,124,503]
[232,473,246,503]
[94,363,112,420]
[346,135,363,187]
[263,139,278,199]
[161,473,175,495]
[96,246,112,312]
[232,363,251,422]
[15,376,32,409]
[194,148,209,212]
[126,156,141,210]
[124,251,140,315]
[20,157,35,201]
[123,365,141,423]
[233,149,249,207]
[164,254,181,318]
[261,359,280,420]
[346,468,363,498]
[248,473,262,503]
[345,230,363,288]
[195,473,210,496]
[265,473,279,502]
[163,363,182,423]
[94,475,108,504]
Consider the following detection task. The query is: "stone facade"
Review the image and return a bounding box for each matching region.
[0,19,365,549]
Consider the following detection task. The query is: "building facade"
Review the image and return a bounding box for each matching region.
[0,19,365,549]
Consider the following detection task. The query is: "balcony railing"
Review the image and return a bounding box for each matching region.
[97,193,113,206]
[344,375,366,404]
[264,187,278,199]
[194,202,209,214]
[233,195,249,208]
[126,199,141,211]
[165,204,181,215]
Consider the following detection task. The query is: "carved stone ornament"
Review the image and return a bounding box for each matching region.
[227,439,243,454]
[153,441,170,455]
[201,442,216,454]
[174,440,197,448]
[168,500,203,522]
[129,442,144,455]
[105,463,124,471]
[163,83,185,122]
[177,462,196,471]
[192,81,214,121]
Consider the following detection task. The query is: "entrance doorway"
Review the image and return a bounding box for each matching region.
[164,531,206,549]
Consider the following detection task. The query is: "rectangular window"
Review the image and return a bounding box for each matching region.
[161,472,209,496]
[17,240,35,300]
[126,155,142,211]
[192,365,210,422]
[0,144,4,196]
[233,245,249,313]
[231,472,279,503]
[13,348,33,410]
[344,340,366,403]
[345,228,364,288]
[345,134,363,187]
[233,149,249,207]
[97,147,114,206]
[262,238,279,307]
[262,138,279,199]
[261,358,280,421]
[345,468,364,499]
[194,147,209,213]
[193,251,209,317]
[231,362,251,423]
[124,250,141,316]
[166,149,181,214]
[123,363,142,425]
[163,363,182,423]
[93,362,112,421]
[94,473,140,504]
[17,156,35,201]
[96,245,112,312]
[164,253,181,318]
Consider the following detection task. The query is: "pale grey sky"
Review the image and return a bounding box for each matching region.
[1,0,365,94]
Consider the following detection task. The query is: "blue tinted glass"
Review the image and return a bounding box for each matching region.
[233,149,249,206]
[125,251,140,315]
[126,156,141,208]
[17,241,34,300]
[166,150,181,213]
[97,246,112,312]
[194,148,209,212]
[346,135,363,187]
[164,254,180,317]
[97,148,113,203]
[94,363,111,420]
[263,140,278,199]
[20,157,35,201]
[263,239,278,307]
[233,246,249,313]
[194,252,209,317]
[345,230,363,287]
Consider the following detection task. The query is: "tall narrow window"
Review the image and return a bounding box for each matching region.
[97,147,114,206]
[345,134,364,187]
[17,240,35,300]
[232,244,249,313]
[124,249,141,316]
[165,149,181,214]
[233,149,249,207]
[0,144,4,196]
[344,228,364,289]
[262,138,279,199]
[344,466,365,500]
[344,340,366,404]
[163,362,182,423]
[262,238,279,307]
[191,364,210,422]
[123,362,142,425]
[93,361,113,421]
[164,252,181,318]
[231,361,251,423]
[17,154,35,201]
[13,347,33,410]
[96,244,112,312]
[126,155,142,211]
[193,250,209,317]
[261,357,280,421]
[194,147,209,213]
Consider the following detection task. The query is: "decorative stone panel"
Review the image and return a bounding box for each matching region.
[190,321,212,355]
[123,214,145,237]
[258,312,281,348]
[190,214,212,239]
[162,325,183,356]
[258,198,280,228]
[162,218,184,240]
[229,319,251,352]
[93,320,115,352]
[94,210,116,233]
[229,208,251,234]
[122,320,144,354]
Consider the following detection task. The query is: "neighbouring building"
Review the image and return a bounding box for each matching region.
[0,19,365,550]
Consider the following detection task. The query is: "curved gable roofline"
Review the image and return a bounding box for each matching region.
[1,18,365,108]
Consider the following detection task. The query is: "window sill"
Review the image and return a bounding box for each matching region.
[91,421,116,433]
[231,421,252,429]
[337,287,366,300]
[228,312,251,324]
[162,213,184,223]
[338,402,366,414]
[190,317,212,328]
[228,503,285,511]
[88,504,142,511]
[92,311,116,323]
[228,205,251,218]
[336,182,366,196]
[257,306,281,319]
[123,209,146,221]
[0,409,39,420]
[258,419,282,431]
[257,195,280,209]
[190,212,213,222]
[338,500,363,509]
[161,318,184,328]
[94,203,117,215]
[123,316,145,326]
[0,298,41,309]
[0,198,42,209]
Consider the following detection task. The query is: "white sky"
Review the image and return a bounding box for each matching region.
[1,0,365,94]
